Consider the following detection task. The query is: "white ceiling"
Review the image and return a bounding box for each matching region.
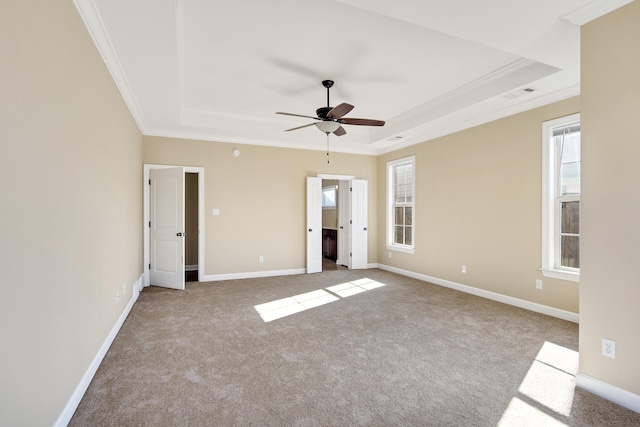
[75,0,631,155]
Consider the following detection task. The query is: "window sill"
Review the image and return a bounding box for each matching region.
[541,268,580,283]
[386,245,415,254]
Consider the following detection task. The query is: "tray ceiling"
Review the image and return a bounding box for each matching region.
[75,0,631,154]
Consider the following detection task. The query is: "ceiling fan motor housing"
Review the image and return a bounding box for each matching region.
[316,106,333,119]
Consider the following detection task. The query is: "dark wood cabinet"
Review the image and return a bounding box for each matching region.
[322,228,337,260]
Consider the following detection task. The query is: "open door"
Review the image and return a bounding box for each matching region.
[150,167,185,290]
[350,179,368,270]
[306,176,322,273]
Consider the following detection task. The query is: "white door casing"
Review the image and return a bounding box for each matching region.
[150,167,185,290]
[306,176,323,273]
[350,179,368,270]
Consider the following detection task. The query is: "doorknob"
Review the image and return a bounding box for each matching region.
[364,227,367,231]
[177,232,183,237]
[308,228,312,232]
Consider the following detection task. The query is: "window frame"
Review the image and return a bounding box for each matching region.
[386,156,415,253]
[541,114,580,282]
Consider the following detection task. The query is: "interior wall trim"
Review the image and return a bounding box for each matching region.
[576,373,640,414]
[377,263,579,323]
[561,0,635,25]
[203,268,306,282]
[73,0,147,132]
[54,274,143,427]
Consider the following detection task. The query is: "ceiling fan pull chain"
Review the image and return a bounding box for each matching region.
[326,132,330,164]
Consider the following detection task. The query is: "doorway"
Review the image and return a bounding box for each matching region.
[321,179,344,271]
[143,164,205,289]
[307,174,368,273]
[185,172,199,282]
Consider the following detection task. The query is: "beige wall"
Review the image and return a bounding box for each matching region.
[322,208,338,229]
[377,97,581,313]
[580,1,640,395]
[0,1,143,425]
[143,137,378,275]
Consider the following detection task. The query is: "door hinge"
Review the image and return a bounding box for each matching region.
[350,252,352,257]
[149,264,151,269]
[350,187,352,192]
[350,220,352,224]
[148,179,151,185]
[148,221,151,227]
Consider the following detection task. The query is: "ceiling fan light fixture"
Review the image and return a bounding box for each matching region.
[276,80,384,138]
[315,121,340,134]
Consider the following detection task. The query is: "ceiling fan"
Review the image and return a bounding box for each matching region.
[276,80,385,136]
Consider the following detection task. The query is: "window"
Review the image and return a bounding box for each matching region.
[322,185,337,209]
[541,114,580,282]
[387,156,415,252]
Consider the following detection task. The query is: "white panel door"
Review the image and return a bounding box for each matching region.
[350,179,368,270]
[337,180,350,266]
[150,167,185,290]
[306,177,322,273]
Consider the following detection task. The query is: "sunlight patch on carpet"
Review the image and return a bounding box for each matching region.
[327,278,385,297]
[498,341,579,426]
[254,278,386,322]
[254,290,339,322]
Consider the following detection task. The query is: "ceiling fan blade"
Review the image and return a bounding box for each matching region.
[276,112,320,120]
[339,118,385,126]
[284,122,316,132]
[326,103,354,119]
[333,126,347,136]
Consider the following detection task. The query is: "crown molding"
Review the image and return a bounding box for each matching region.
[73,0,147,132]
[374,84,580,155]
[561,0,634,26]
[143,128,380,156]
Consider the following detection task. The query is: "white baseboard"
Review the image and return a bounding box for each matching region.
[54,274,143,427]
[377,264,579,323]
[203,268,306,282]
[576,373,640,414]
[202,264,379,282]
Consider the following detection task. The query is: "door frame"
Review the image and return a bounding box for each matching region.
[143,164,205,287]
[315,173,361,271]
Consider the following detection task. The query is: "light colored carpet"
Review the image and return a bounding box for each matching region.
[69,269,640,426]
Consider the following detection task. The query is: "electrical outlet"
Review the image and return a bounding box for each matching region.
[461,265,467,274]
[602,338,616,359]
[259,256,264,263]
[536,279,543,290]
